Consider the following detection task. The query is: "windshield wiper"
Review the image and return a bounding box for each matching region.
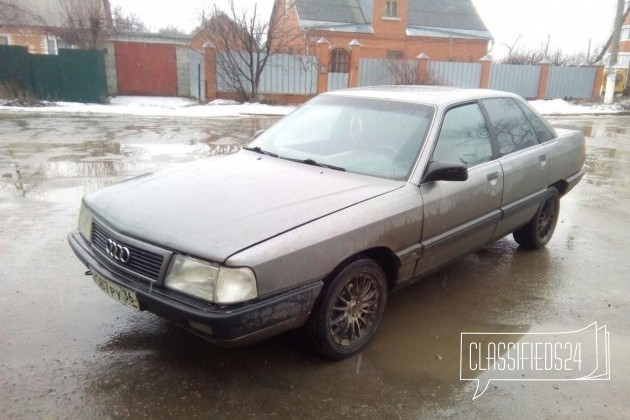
[243,146,278,158]
[284,157,346,172]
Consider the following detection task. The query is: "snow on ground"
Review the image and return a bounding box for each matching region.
[528,99,627,115]
[0,95,628,118]
[0,96,295,118]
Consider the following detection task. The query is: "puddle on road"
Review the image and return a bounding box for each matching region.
[2,112,628,419]
[0,113,278,200]
[549,116,630,188]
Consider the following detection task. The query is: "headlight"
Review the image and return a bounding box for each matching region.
[78,203,93,242]
[165,255,257,304]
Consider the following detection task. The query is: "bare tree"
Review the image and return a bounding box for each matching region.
[55,0,112,49]
[199,0,301,101]
[383,59,417,85]
[0,0,47,26]
[501,47,545,65]
[502,35,522,63]
[158,25,186,35]
[501,44,604,66]
[112,5,146,33]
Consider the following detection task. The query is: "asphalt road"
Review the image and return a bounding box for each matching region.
[1,111,628,419]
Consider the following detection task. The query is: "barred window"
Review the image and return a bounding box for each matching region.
[329,48,349,73]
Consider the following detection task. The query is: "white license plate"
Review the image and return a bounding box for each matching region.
[92,271,140,310]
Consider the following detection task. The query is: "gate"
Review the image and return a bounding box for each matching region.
[189,50,205,101]
[328,72,349,91]
[115,42,177,96]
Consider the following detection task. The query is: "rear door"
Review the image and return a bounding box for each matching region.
[480,98,552,240]
[416,102,503,276]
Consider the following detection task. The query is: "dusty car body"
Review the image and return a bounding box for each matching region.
[68,86,585,359]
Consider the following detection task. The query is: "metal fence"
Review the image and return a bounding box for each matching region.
[0,45,107,103]
[189,50,205,101]
[489,64,541,99]
[328,73,349,91]
[217,53,317,95]
[546,66,597,99]
[359,58,417,86]
[429,61,482,88]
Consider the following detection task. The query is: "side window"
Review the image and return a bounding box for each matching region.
[433,103,493,168]
[516,102,555,142]
[482,98,539,155]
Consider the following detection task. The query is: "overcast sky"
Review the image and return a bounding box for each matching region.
[109,0,619,58]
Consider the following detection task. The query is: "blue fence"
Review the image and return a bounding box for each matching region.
[212,52,598,100]
[489,64,541,99]
[429,61,482,88]
[546,66,597,99]
[217,52,317,95]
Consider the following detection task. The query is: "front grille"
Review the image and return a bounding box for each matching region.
[92,222,164,282]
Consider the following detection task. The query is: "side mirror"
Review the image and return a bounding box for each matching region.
[422,161,468,183]
[254,129,265,138]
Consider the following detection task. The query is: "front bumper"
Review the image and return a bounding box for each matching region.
[68,231,322,346]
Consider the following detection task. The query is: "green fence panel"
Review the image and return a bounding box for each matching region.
[59,49,107,103]
[0,45,107,103]
[0,45,32,93]
[30,54,63,101]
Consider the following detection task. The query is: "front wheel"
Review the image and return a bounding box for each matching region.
[513,187,560,249]
[304,259,388,360]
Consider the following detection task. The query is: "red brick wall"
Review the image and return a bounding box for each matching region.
[114,42,177,96]
[371,0,408,37]
[270,0,489,61]
[299,31,488,62]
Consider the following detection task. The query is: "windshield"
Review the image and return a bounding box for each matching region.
[250,95,435,180]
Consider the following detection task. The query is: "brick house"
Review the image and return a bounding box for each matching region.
[615,0,630,67]
[271,0,492,63]
[0,0,112,54]
[191,12,246,51]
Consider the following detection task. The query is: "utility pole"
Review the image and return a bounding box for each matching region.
[605,0,625,104]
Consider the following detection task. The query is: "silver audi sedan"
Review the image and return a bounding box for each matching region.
[69,86,585,359]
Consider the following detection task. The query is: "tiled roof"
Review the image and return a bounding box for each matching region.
[293,0,488,33]
[295,0,368,25]
[407,0,489,31]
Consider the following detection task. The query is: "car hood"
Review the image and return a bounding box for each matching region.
[85,151,402,262]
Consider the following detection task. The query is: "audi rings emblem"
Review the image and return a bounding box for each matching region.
[106,239,131,263]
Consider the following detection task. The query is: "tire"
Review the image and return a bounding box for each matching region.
[304,259,388,360]
[513,187,560,249]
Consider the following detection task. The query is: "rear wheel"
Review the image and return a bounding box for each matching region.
[513,187,560,249]
[305,259,388,360]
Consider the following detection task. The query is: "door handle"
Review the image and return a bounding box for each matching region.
[539,155,547,162]
[487,172,499,181]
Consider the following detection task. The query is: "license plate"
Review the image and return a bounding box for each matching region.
[92,271,140,310]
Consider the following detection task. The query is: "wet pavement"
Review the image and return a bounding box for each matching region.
[1,111,628,419]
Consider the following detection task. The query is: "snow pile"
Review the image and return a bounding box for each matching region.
[109,96,198,108]
[0,96,296,118]
[1,95,627,117]
[529,99,624,115]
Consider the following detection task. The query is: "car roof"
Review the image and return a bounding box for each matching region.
[325,85,520,107]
